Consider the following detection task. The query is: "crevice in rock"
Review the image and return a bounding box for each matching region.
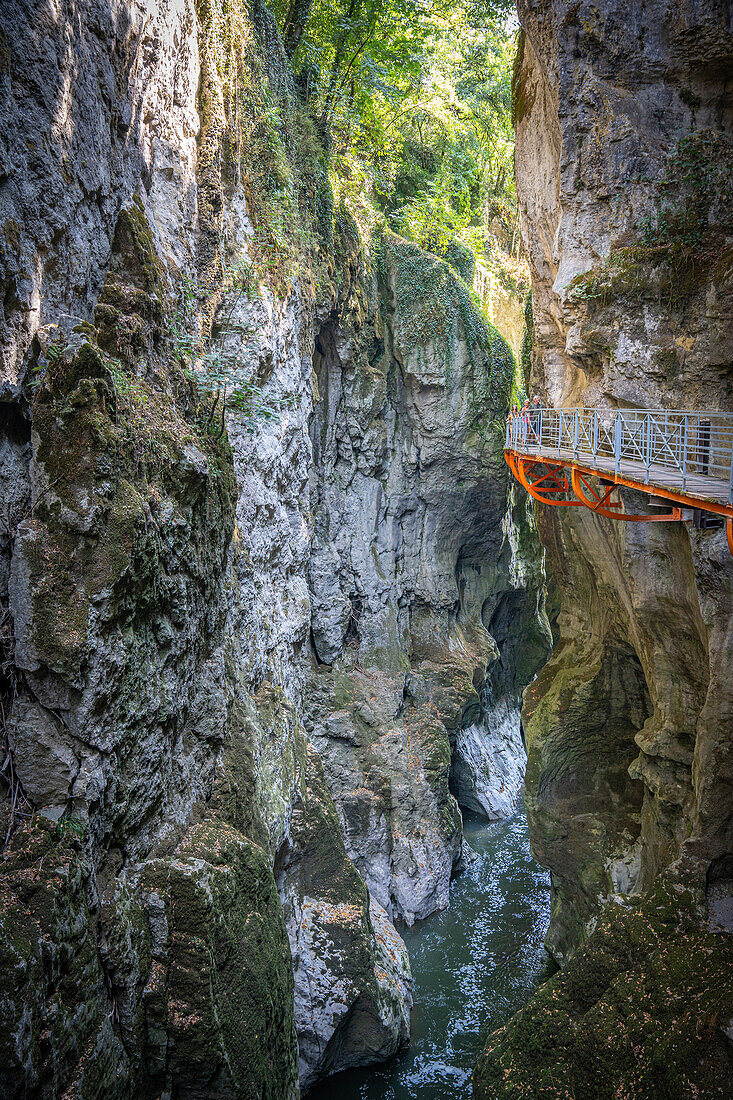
[706,855,733,933]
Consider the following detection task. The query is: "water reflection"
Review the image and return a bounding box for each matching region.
[309,804,553,1100]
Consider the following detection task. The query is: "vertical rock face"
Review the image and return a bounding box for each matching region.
[475,1,733,1094]
[514,0,733,958]
[0,2,406,1094]
[452,483,552,821]
[0,2,548,1097]
[515,0,732,411]
[306,236,550,925]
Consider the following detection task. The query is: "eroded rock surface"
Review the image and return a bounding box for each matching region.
[475,857,733,1098]
[305,237,550,924]
[513,0,733,961]
[476,0,733,1093]
[0,2,406,1094]
[0,1,548,1096]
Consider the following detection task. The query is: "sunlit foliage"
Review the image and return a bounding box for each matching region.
[271,0,518,269]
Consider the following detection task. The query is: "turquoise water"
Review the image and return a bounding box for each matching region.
[310,805,553,1099]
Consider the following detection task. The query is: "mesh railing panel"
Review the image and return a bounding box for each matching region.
[506,408,733,503]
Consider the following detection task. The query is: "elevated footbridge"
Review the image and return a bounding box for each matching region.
[505,408,733,555]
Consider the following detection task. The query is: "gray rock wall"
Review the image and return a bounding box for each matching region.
[305,236,551,923]
[474,4,733,1093]
[0,2,549,1096]
[513,0,733,963]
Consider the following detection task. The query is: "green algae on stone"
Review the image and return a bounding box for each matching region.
[195,0,335,303]
[280,738,411,1086]
[208,681,303,855]
[0,820,134,1099]
[473,862,733,1100]
[568,132,733,312]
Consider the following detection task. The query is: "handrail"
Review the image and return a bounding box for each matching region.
[506,408,733,506]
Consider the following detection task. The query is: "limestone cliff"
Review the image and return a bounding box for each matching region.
[306,233,551,924]
[476,0,733,1094]
[0,1,548,1096]
[0,1,405,1094]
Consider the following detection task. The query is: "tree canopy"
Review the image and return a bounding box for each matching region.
[271,0,519,271]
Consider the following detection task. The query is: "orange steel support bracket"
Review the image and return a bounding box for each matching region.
[570,468,682,521]
[564,457,733,522]
[508,454,582,507]
[505,448,733,556]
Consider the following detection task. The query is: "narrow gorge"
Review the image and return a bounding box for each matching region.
[0,1,731,1099]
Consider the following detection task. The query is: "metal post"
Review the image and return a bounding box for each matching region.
[614,414,621,478]
[573,410,579,458]
[558,411,562,457]
[539,408,544,450]
[664,410,668,472]
[645,413,651,484]
[682,415,688,491]
[593,411,598,463]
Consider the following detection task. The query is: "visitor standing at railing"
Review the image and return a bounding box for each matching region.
[530,395,545,444]
[521,399,531,446]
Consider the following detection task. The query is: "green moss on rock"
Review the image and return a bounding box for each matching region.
[140,823,299,1099]
[0,819,133,1098]
[474,863,733,1100]
[568,131,733,312]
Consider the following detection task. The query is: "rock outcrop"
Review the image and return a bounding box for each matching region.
[476,0,733,1093]
[475,858,733,1098]
[305,235,551,924]
[0,1,548,1097]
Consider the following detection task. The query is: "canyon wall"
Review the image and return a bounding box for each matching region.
[0,2,547,1096]
[306,234,551,924]
[476,0,733,1094]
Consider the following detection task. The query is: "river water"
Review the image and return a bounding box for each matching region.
[310,804,553,1100]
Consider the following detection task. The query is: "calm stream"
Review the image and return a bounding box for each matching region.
[311,804,553,1100]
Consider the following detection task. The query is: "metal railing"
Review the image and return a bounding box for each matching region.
[506,408,733,504]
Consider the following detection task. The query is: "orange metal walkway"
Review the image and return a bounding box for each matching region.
[505,407,733,554]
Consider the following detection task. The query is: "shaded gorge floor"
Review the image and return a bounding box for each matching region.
[310,803,553,1100]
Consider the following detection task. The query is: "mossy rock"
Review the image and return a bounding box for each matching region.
[0,819,133,1098]
[140,823,299,1099]
[374,230,515,427]
[473,864,733,1099]
[15,329,236,684]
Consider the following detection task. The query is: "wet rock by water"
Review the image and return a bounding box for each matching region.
[310,804,552,1100]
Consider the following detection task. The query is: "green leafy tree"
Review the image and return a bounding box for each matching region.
[272,0,518,275]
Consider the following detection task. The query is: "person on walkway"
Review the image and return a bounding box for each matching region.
[506,404,519,444]
[529,394,545,442]
[521,399,531,445]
